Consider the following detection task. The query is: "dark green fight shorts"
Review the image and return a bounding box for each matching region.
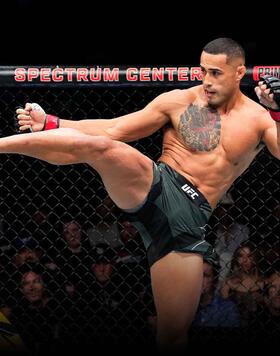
[123,161,217,267]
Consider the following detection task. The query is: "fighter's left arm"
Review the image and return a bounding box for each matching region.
[255,75,280,160]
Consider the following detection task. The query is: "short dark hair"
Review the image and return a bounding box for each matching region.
[203,37,245,64]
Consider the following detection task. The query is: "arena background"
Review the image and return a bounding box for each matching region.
[0,2,279,355]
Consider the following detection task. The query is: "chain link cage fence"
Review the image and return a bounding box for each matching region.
[0,66,279,353]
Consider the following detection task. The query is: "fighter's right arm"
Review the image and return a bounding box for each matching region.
[16,91,174,142]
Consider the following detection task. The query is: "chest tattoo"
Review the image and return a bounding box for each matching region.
[178,104,221,151]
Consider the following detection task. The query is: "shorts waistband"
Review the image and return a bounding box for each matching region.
[158,162,211,208]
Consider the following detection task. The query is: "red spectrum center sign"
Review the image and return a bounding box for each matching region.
[14,67,202,82]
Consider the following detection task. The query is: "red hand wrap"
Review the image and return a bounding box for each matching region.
[44,114,60,130]
[269,110,280,122]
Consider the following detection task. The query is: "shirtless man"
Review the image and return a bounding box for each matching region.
[1,37,280,352]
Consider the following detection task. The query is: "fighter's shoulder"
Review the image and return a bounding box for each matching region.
[244,96,272,122]
[152,87,197,108]
[164,86,198,100]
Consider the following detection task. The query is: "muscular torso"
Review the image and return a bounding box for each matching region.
[158,86,266,208]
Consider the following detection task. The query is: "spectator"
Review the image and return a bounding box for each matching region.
[26,206,56,257]
[192,261,240,328]
[12,246,42,268]
[254,271,280,344]
[264,271,280,316]
[116,217,147,265]
[54,218,93,298]
[1,233,58,308]
[212,204,250,285]
[189,261,241,349]
[220,242,265,327]
[80,243,119,346]
[87,196,121,248]
[11,265,67,354]
[0,307,27,353]
[83,243,150,348]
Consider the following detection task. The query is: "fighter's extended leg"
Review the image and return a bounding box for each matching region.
[0,128,153,209]
[0,128,106,164]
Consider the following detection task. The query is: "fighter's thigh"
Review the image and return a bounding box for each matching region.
[87,139,154,209]
[150,252,203,330]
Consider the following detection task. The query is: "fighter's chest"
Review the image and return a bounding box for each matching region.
[174,104,260,158]
[176,104,222,151]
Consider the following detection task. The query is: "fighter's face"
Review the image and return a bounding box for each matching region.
[200,52,244,108]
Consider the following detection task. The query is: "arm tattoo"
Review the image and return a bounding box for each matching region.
[178,104,221,151]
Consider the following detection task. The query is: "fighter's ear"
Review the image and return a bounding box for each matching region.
[236,65,246,81]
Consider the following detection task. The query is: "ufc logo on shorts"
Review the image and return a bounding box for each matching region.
[181,184,199,200]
